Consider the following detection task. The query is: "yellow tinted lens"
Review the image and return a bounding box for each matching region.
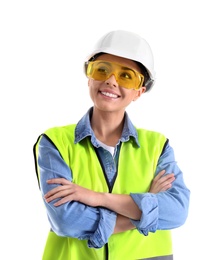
[86,60,144,90]
[117,68,140,89]
[87,61,112,81]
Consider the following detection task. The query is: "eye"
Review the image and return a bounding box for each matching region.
[97,66,109,74]
[120,72,133,80]
[97,67,107,73]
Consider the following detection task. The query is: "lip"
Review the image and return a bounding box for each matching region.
[99,88,121,98]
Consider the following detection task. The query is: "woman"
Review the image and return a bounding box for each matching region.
[33,30,190,260]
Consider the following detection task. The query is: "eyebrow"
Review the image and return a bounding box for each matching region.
[97,61,136,74]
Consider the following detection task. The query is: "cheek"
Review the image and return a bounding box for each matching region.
[88,79,93,88]
[88,80,101,99]
[122,89,139,100]
[88,79,101,89]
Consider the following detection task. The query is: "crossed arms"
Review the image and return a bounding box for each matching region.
[37,136,190,247]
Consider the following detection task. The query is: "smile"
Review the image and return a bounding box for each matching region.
[100,91,119,98]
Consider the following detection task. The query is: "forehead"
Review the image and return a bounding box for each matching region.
[95,53,142,73]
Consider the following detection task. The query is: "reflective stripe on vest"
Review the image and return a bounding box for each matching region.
[139,256,173,260]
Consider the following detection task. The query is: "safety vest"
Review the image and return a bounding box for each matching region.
[34,124,173,260]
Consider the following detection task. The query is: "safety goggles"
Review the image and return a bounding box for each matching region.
[85,60,144,90]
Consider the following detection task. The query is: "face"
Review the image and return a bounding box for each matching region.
[88,53,146,113]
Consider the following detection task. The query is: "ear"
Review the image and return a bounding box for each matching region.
[133,86,146,101]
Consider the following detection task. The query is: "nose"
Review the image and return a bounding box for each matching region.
[105,74,118,87]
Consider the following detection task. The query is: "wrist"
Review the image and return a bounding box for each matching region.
[97,192,109,207]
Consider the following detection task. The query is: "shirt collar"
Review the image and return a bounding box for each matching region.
[74,107,140,147]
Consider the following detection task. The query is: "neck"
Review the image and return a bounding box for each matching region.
[90,107,125,146]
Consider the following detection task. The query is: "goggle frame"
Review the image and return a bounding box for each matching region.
[85,60,144,90]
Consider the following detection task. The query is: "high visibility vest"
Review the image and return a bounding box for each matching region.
[34,124,173,260]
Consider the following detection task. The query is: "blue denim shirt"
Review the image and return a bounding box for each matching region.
[37,107,190,248]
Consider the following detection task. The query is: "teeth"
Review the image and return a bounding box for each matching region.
[101,91,118,98]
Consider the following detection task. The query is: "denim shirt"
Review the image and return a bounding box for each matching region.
[37,107,190,248]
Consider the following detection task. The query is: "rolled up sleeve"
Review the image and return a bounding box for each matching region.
[37,135,116,248]
[130,193,158,235]
[129,142,190,235]
[88,208,117,248]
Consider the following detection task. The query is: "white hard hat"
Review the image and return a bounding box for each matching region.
[85,30,155,91]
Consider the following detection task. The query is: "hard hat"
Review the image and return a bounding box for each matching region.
[85,30,155,91]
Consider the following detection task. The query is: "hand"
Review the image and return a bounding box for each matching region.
[44,178,101,207]
[149,170,175,194]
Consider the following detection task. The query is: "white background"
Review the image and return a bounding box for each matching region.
[1,0,215,259]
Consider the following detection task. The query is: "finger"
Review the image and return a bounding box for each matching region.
[154,170,166,181]
[45,188,72,203]
[163,175,175,184]
[152,170,168,186]
[160,183,172,191]
[159,177,175,190]
[53,196,72,207]
[159,173,175,183]
[44,185,71,199]
[46,178,71,185]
